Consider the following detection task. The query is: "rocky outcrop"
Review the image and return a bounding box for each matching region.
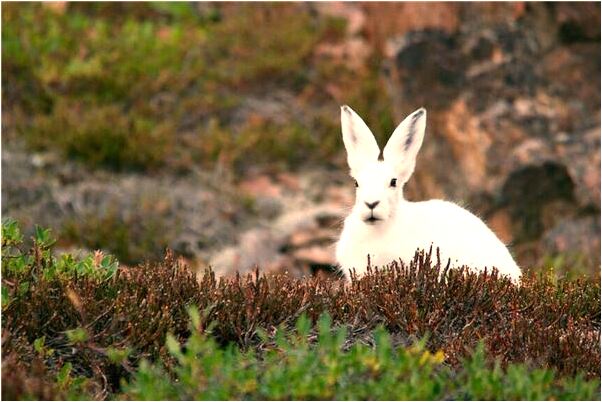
[1,142,261,266]
[208,205,342,278]
[2,142,352,276]
[379,3,600,270]
[208,171,351,277]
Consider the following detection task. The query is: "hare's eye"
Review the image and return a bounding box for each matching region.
[389,178,397,188]
[354,180,359,188]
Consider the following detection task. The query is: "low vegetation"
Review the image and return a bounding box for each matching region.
[2,219,600,400]
[2,3,393,173]
[121,314,597,400]
[60,205,176,266]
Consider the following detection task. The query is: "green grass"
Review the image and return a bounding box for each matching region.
[2,219,600,400]
[3,3,384,173]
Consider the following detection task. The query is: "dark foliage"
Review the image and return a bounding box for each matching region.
[1,352,62,400]
[2,223,600,401]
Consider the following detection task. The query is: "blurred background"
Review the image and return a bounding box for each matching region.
[2,2,600,278]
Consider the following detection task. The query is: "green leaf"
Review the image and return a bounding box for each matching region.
[187,305,201,331]
[33,225,56,248]
[34,336,46,354]
[65,327,88,344]
[317,312,333,346]
[296,313,310,339]
[18,281,30,296]
[1,284,10,310]
[10,255,28,272]
[107,346,131,364]
[255,327,270,343]
[2,218,22,245]
[165,334,182,357]
[57,362,73,386]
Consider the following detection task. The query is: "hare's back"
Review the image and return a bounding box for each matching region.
[401,200,520,278]
[410,200,493,234]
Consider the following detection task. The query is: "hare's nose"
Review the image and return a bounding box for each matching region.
[365,201,380,210]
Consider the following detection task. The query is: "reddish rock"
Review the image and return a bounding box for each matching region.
[43,2,67,13]
[487,209,514,245]
[325,186,354,206]
[362,2,461,55]
[292,246,335,266]
[313,2,371,70]
[440,99,492,191]
[276,172,301,192]
[239,175,282,198]
[209,204,344,277]
[288,228,335,248]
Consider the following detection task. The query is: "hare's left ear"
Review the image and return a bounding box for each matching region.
[383,108,426,184]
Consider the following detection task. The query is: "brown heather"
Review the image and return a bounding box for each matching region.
[2,248,600,399]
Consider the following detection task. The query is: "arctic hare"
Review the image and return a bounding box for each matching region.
[335,105,522,282]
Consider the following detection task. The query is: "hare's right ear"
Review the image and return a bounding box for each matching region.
[341,105,380,177]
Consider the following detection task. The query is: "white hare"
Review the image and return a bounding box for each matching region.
[335,105,522,282]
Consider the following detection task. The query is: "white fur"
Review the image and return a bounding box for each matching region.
[335,105,522,282]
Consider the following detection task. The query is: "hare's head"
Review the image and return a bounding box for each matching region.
[341,105,426,226]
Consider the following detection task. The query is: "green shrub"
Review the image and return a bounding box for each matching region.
[25,101,173,170]
[122,310,600,400]
[200,118,322,173]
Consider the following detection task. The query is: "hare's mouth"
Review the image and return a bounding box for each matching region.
[364,216,382,225]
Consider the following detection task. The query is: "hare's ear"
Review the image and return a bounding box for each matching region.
[341,105,380,177]
[383,108,426,184]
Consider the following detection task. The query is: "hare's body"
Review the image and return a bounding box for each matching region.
[335,105,521,282]
[336,199,521,280]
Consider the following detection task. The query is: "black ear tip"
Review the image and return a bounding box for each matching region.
[414,108,426,117]
[341,105,352,114]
